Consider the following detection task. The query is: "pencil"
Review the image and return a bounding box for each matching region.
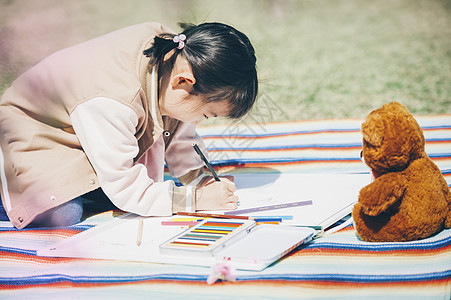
[177,211,253,220]
[224,200,314,215]
[136,217,143,246]
[192,143,220,181]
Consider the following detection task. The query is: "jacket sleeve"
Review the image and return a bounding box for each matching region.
[164,121,209,209]
[165,121,208,184]
[70,97,191,216]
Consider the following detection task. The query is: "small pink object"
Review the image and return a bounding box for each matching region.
[206,261,236,285]
[173,34,186,49]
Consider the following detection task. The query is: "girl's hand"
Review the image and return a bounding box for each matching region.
[195,176,238,211]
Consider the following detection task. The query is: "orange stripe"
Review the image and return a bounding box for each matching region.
[291,244,451,257]
[5,275,449,290]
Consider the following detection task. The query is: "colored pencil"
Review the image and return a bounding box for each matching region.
[256,221,280,225]
[251,215,293,220]
[253,217,283,222]
[161,221,201,226]
[136,218,143,246]
[224,200,314,215]
[177,212,253,220]
[171,218,204,222]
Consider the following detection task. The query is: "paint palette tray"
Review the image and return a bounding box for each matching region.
[159,219,256,257]
[159,219,317,271]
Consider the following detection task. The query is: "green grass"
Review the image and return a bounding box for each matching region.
[1,0,450,125]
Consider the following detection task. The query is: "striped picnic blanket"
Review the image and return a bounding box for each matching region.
[1,115,450,299]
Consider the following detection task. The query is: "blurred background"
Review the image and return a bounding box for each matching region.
[1,0,450,125]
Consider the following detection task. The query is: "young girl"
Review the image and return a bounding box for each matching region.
[0,22,258,229]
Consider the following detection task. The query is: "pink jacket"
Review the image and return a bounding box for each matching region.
[0,23,206,229]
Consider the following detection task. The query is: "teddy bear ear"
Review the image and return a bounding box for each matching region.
[388,101,409,113]
[362,113,384,147]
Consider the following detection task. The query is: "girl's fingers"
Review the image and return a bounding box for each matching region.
[227,195,238,203]
[219,178,237,193]
[222,184,237,200]
[227,182,237,193]
[217,190,238,207]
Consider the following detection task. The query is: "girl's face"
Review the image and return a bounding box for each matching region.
[160,95,230,125]
[158,55,230,125]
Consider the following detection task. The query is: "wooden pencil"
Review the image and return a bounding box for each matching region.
[136,218,144,246]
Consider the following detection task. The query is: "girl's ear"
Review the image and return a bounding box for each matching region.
[170,72,196,89]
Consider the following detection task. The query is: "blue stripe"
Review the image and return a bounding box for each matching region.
[253,218,283,222]
[426,138,451,142]
[167,153,450,169]
[0,246,37,256]
[428,153,451,158]
[211,157,362,165]
[421,125,451,130]
[0,224,93,232]
[307,234,451,252]
[2,230,448,257]
[2,270,449,286]
[201,125,451,139]
[201,128,360,139]
[236,270,451,283]
[206,139,451,152]
[0,273,207,286]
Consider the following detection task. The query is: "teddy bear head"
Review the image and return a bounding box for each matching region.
[361,102,425,177]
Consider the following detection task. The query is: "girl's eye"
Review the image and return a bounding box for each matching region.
[203,114,209,119]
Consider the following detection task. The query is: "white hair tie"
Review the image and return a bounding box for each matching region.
[173,34,186,49]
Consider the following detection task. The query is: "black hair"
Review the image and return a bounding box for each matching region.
[143,22,258,119]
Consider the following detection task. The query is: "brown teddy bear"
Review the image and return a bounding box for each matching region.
[352,102,451,242]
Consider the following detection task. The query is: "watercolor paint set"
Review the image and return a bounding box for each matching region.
[159,219,255,257]
[159,218,317,269]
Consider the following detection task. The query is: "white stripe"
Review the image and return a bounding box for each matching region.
[185,186,194,212]
[0,147,11,211]
[150,66,159,123]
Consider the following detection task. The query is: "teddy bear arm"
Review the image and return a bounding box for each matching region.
[358,173,407,216]
[444,184,451,228]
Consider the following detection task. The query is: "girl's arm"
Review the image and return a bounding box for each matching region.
[164,121,238,210]
[70,97,181,216]
[164,121,208,185]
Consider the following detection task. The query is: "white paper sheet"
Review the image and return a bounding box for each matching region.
[223,173,370,228]
[37,173,370,270]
